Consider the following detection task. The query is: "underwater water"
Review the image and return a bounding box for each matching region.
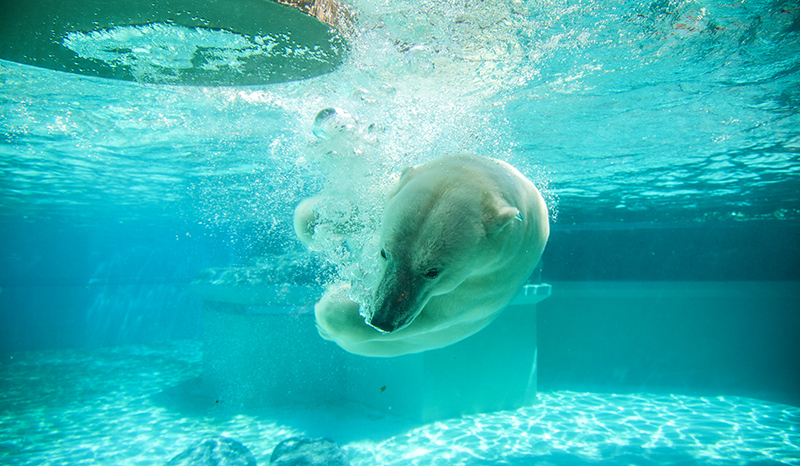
[1,341,799,465]
[1,0,799,464]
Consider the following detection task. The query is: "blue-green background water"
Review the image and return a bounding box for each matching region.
[1,0,799,463]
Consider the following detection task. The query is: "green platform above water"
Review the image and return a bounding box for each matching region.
[0,0,347,85]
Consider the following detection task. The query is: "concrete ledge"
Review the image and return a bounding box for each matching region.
[200,283,551,422]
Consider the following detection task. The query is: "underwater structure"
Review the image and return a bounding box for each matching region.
[192,265,552,422]
[0,0,348,85]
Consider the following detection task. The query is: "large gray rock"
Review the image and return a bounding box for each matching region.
[269,437,349,466]
[166,437,257,466]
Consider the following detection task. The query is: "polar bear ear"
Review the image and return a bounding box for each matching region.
[386,166,417,200]
[485,203,522,237]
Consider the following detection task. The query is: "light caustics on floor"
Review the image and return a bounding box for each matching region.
[0,341,797,465]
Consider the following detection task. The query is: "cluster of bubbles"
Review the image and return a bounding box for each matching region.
[301,106,395,310]
[279,0,563,300]
[5,0,798,230]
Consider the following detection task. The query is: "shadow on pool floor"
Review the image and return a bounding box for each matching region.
[151,376,422,443]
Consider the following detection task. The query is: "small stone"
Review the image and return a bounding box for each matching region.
[269,437,350,466]
[166,437,256,466]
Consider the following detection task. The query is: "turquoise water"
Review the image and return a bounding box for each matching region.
[1,0,799,464]
[3,0,798,226]
[1,341,798,465]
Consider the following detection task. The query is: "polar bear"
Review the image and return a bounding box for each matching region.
[295,153,549,357]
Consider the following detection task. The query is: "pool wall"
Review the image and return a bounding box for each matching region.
[3,219,799,409]
[0,218,214,351]
[537,281,800,406]
[540,221,800,282]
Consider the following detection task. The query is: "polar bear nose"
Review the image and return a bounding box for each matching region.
[368,285,420,333]
[369,280,413,333]
[367,315,396,334]
[369,263,426,334]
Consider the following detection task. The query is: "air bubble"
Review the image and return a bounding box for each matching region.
[352,88,377,104]
[404,45,434,75]
[312,107,358,140]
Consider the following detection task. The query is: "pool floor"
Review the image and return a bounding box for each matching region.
[0,341,797,465]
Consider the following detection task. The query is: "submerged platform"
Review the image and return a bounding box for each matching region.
[0,0,348,85]
[199,283,552,422]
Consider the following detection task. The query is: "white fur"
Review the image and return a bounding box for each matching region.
[297,153,549,357]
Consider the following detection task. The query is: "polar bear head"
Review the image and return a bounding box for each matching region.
[366,162,520,334]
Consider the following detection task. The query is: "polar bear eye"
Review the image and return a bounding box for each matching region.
[423,268,440,279]
[380,249,387,259]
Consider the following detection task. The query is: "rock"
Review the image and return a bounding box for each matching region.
[269,437,349,466]
[166,436,256,466]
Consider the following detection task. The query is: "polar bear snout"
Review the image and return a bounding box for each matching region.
[368,264,427,334]
[368,301,417,334]
[366,313,400,334]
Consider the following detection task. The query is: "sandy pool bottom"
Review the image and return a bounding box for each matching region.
[0,341,797,465]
